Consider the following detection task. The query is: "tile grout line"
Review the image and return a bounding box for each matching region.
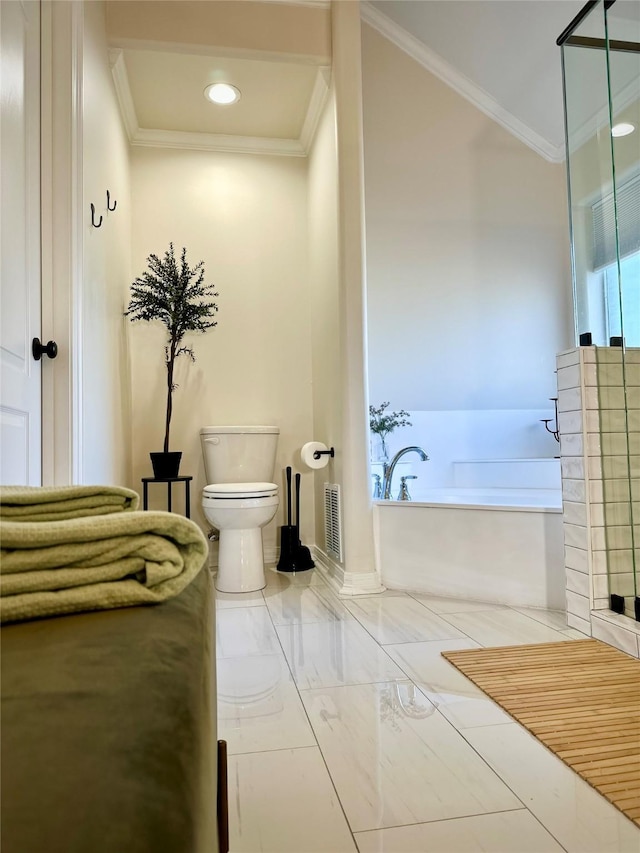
[453,723,571,853]
[257,572,361,852]
[433,608,576,647]
[337,589,481,649]
[215,572,581,850]
[349,805,549,836]
[303,578,571,846]
[287,575,541,842]
[264,577,522,844]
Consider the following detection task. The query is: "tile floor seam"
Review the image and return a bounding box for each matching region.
[226,744,321,758]
[405,684,533,816]
[296,676,426,693]
[507,609,571,634]
[332,593,450,649]
[289,576,537,836]
[420,610,486,648]
[461,717,606,853]
[350,804,530,833]
[259,573,360,851]
[344,593,540,830]
[454,722,576,853]
[216,571,636,851]
[406,591,508,616]
[435,607,573,647]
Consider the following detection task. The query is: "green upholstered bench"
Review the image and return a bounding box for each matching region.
[1,569,227,853]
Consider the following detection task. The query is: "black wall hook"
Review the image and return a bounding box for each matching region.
[91,203,102,228]
[107,190,117,212]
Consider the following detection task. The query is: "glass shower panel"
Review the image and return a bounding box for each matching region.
[561,1,614,346]
[606,1,640,350]
[561,0,639,620]
[606,3,639,619]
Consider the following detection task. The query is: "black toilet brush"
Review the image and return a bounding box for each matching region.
[277,466,299,572]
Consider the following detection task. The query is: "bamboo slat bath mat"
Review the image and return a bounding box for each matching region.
[443,639,640,826]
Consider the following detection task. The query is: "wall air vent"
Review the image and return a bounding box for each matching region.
[323,483,343,563]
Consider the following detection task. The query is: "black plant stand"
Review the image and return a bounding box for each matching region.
[142,476,192,518]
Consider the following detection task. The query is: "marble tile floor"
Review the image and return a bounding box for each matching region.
[216,567,640,853]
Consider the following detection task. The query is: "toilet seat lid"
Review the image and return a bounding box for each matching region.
[203,482,278,498]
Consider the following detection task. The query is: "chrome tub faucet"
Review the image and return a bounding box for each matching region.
[382,446,429,500]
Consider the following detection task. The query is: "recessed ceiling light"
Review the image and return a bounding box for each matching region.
[204,83,241,106]
[611,122,635,138]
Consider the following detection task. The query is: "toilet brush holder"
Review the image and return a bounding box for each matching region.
[295,528,315,570]
[277,525,300,572]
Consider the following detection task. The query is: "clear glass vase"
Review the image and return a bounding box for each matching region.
[370,434,389,463]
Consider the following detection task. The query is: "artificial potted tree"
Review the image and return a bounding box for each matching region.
[127,243,219,478]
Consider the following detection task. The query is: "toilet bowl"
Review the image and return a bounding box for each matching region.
[200,425,280,593]
[202,482,278,592]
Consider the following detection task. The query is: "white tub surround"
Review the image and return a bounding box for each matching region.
[395,487,561,509]
[375,410,562,492]
[452,459,560,490]
[374,492,564,610]
[556,346,640,658]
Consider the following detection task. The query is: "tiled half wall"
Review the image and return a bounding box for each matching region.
[556,346,640,658]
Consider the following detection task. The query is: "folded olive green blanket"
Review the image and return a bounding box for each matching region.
[0,511,208,624]
[0,485,139,522]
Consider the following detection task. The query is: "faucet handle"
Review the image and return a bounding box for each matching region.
[397,475,417,501]
[372,472,382,499]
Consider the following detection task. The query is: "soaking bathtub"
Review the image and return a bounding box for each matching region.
[373,486,565,610]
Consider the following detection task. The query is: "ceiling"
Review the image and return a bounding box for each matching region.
[106,0,330,156]
[108,0,639,162]
[366,0,640,161]
[122,48,318,139]
[367,0,584,159]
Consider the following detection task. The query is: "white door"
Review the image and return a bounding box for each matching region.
[0,0,42,485]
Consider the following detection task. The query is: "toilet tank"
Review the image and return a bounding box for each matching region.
[200,426,279,484]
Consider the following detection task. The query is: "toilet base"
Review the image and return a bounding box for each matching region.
[216,528,266,593]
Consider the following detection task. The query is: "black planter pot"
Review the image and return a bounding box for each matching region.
[150,451,182,479]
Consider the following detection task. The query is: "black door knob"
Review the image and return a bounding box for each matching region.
[32,338,58,361]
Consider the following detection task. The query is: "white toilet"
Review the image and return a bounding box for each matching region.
[200,425,279,593]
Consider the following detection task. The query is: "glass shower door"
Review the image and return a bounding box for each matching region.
[560,0,639,620]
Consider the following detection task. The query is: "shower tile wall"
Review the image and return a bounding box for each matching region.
[557,347,596,635]
[595,348,640,620]
[556,347,640,659]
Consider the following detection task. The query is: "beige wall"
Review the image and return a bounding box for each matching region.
[307,84,342,556]
[362,24,573,414]
[106,0,331,63]
[81,1,132,486]
[129,147,315,551]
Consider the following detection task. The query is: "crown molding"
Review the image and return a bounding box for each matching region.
[132,128,306,156]
[360,3,565,164]
[109,48,139,141]
[109,37,329,67]
[110,51,326,157]
[299,68,330,152]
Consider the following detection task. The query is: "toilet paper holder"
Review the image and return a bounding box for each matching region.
[313,447,335,460]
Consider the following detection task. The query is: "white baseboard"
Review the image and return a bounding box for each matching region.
[209,540,385,597]
[311,545,386,597]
